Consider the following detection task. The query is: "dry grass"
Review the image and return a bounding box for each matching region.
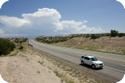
[0,47,62,83]
[55,37,125,55]
[36,53,80,83]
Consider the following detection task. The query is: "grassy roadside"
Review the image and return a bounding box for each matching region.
[52,37,125,55]
[53,44,125,55]
[8,38,28,56]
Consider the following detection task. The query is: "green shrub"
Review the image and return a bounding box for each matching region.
[118,33,125,37]
[0,38,15,55]
[90,34,100,40]
[14,38,28,43]
[110,30,118,37]
[18,45,23,50]
[36,36,69,44]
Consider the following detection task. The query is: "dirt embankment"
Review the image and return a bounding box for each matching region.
[0,49,62,83]
[0,45,83,83]
[55,37,125,55]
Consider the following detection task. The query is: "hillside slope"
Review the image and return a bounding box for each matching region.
[0,49,62,83]
[55,37,125,55]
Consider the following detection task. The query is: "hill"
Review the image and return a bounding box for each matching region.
[55,37,125,55]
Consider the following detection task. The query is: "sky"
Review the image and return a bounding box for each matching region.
[0,0,125,37]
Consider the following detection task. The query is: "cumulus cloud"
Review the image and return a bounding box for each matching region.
[116,0,125,9]
[0,0,9,9]
[0,8,103,37]
[61,20,88,34]
[0,16,30,27]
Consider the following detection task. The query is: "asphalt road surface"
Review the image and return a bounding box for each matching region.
[29,39,125,83]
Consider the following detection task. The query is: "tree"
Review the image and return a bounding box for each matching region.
[110,30,118,37]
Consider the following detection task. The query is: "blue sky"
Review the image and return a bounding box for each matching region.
[0,0,125,37]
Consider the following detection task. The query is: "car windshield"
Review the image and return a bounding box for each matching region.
[91,57,98,61]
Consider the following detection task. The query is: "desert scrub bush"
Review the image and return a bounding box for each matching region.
[18,45,24,50]
[0,38,15,55]
[14,38,28,44]
[90,34,100,40]
[36,36,69,43]
[110,30,118,37]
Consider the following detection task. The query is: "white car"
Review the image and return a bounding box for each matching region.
[80,55,104,69]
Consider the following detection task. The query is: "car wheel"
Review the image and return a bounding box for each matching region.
[81,61,84,65]
[100,67,104,69]
[92,64,96,69]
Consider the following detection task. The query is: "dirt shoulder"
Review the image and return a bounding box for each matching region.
[0,48,62,83]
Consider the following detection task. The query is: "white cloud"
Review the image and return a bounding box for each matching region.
[0,8,104,37]
[22,8,61,20]
[116,0,125,9]
[61,20,87,34]
[0,0,9,9]
[0,16,30,27]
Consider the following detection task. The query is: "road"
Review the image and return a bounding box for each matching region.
[29,39,125,83]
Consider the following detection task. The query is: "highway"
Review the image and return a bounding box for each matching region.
[29,40,125,83]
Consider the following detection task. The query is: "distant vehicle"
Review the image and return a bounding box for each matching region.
[80,55,104,69]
